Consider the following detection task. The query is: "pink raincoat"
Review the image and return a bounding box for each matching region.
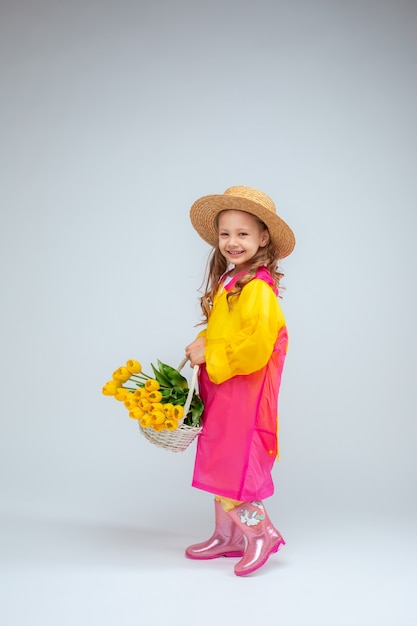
[192,267,288,501]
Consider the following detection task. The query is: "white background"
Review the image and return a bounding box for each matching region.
[1,1,416,624]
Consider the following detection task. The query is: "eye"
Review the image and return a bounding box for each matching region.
[239,232,248,237]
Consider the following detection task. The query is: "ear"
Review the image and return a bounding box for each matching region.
[260,230,270,247]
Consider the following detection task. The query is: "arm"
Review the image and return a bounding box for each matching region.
[205,280,286,384]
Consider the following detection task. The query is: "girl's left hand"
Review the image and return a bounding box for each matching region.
[185,337,206,367]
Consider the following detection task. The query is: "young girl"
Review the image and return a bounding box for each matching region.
[185,185,295,577]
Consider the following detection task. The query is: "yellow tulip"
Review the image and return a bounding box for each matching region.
[147,390,162,403]
[140,414,153,428]
[149,402,163,414]
[145,379,160,392]
[133,388,146,399]
[102,380,122,396]
[165,418,179,431]
[150,411,165,425]
[163,403,174,417]
[124,396,138,409]
[128,411,139,420]
[138,398,151,412]
[126,359,142,375]
[112,367,132,382]
[173,405,185,421]
[130,407,145,419]
[152,421,166,432]
[114,387,131,402]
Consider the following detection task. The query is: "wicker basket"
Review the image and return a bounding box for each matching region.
[138,360,202,452]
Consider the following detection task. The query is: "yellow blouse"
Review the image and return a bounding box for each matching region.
[198,278,286,385]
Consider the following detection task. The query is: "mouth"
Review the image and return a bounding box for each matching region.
[227,250,243,257]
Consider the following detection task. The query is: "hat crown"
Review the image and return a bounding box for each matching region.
[223,186,277,216]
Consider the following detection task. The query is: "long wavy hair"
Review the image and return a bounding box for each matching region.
[198,216,284,324]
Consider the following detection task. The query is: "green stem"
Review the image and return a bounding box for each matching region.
[130,372,152,381]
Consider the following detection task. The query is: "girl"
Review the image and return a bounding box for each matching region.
[185,186,295,577]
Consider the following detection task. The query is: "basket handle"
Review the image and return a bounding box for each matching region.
[177,357,199,419]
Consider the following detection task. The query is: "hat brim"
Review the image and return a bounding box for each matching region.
[190,194,295,259]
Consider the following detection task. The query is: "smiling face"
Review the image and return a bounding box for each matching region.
[217,210,270,273]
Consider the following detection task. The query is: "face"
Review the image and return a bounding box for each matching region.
[217,210,269,272]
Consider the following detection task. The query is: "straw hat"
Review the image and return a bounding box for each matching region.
[189,186,295,259]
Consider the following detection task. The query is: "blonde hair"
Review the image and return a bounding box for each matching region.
[198,216,284,324]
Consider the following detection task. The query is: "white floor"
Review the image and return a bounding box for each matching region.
[1,510,416,626]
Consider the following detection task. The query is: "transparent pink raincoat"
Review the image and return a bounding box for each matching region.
[192,268,288,501]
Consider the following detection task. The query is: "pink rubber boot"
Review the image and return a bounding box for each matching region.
[228,501,285,576]
[185,499,245,560]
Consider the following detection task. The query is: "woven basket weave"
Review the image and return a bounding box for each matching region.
[138,360,202,453]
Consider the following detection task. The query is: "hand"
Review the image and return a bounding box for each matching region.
[185,337,206,367]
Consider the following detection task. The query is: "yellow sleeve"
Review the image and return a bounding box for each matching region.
[205,279,286,384]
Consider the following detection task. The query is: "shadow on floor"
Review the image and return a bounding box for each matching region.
[1,514,192,569]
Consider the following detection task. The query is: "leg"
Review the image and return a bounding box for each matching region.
[185,497,245,560]
[228,500,285,576]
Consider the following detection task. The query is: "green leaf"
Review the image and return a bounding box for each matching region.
[151,363,171,387]
[169,389,187,403]
[186,394,204,426]
[157,360,188,390]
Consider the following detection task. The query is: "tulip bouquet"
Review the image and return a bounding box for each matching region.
[102,359,203,438]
